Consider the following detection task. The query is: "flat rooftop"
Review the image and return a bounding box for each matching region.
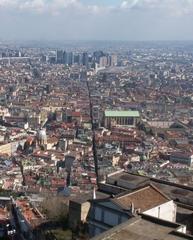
[107,171,150,186]
[70,191,110,204]
[91,215,193,240]
[106,171,193,207]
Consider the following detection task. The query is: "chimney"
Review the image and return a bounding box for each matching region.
[93,187,96,200]
[131,202,135,214]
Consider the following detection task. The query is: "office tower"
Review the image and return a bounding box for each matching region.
[49,56,56,64]
[2,52,6,58]
[74,54,81,65]
[15,50,20,57]
[99,56,108,68]
[93,51,104,63]
[82,52,89,67]
[56,50,64,64]
[63,51,68,64]
[68,52,74,66]
[41,55,47,63]
[110,54,118,67]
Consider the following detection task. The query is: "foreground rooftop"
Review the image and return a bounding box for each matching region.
[91,214,193,240]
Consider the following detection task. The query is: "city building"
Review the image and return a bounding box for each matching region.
[90,214,190,240]
[170,152,193,166]
[88,184,176,237]
[82,52,89,67]
[56,50,64,64]
[104,110,140,128]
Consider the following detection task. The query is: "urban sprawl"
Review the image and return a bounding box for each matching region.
[0,41,193,240]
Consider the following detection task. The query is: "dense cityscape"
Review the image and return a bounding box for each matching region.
[0,40,193,239]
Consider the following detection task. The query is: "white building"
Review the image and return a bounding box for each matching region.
[88,184,176,237]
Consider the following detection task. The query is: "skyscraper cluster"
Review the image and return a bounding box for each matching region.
[55,50,117,69]
[56,50,89,67]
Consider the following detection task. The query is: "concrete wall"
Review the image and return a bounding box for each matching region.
[69,201,91,229]
[144,200,176,222]
[106,177,148,190]
[103,210,119,226]
[88,201,130,237]
[13,206,34,240]
[68,201,81,229]
[81,202,91,222]
[98,183,124,195]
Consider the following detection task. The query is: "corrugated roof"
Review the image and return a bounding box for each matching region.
[105,110,140,117]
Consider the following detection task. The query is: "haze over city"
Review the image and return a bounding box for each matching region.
[1,0,193,41]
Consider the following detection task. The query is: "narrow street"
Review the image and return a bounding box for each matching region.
[86,78,99,184]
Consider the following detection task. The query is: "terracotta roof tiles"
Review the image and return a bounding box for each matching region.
[114,184,170,212]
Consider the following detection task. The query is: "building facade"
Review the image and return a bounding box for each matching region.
[87,184,176,237]
[104,110,140,129]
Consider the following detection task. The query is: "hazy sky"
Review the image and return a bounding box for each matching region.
[0,0,193,41]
